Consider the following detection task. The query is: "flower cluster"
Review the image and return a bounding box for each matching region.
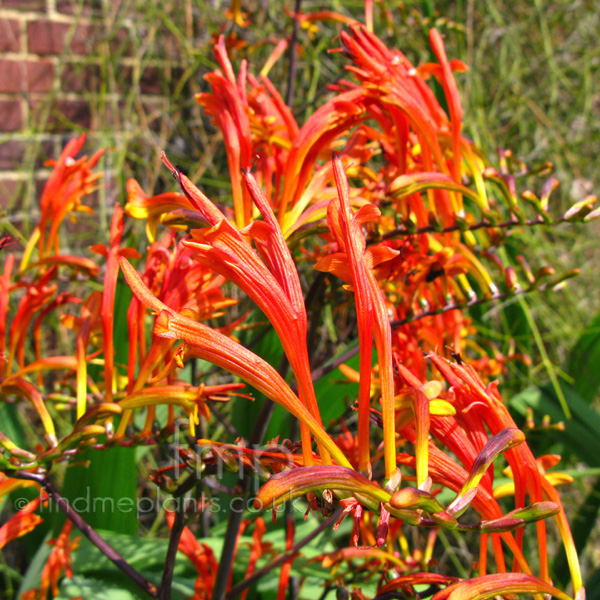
[0,14,594,600]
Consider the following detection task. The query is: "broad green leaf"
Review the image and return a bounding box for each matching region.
[72,531,176,574]
[113,280,134,377]
[58,574,198,600]
[57,575,145,600]
[509,383,600,467]
[59,281,137,535]
[565,309,600,403]
[0,403,27,449]
[585,567,600,600]
[313,340,361,426]
[17,531,52,598]
[60,446,138,535]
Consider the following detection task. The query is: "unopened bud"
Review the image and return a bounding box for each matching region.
[390,486,443,514]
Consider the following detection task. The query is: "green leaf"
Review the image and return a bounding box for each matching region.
[113,280,134,377]
[60,446,138,535]
[58,573,196,600]
[565,309,600,403]
[585,566,600,600]
[509,382,600,467]
[56,575,145,600]
[17,531,53,598]
[72,531,173,574]
[0,403,27,449]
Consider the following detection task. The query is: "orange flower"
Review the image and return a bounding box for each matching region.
[315,154,398,479]
[90,205,140,406]
[160,156,331,465]
[0,495,45,550]
[120,257,350,468]
[21,134,103,267]
[125,178,198,242]
[196,36,253,228]
[39,521,80,599]
[165,511,219,600]
[116,233,235,437]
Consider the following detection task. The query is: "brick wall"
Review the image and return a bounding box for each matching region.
[0,0,194,231]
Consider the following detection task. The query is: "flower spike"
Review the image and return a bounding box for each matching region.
[161,154,330,465]
[120,257,349,468]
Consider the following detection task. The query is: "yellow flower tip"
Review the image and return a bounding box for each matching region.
[546,472,574,486]
[338,363,361,383]
[429,399,456,416]
[421,380,443,399]
[174,347,186,369]
[492,482,515,499]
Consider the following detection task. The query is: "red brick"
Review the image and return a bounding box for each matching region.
[31,99,91,131]
[59,99,92,128]
[0,60,22,93]
[1,0,45,10]
[70,23,98,55]
[0,100,23,132]
[0,139,55,170]
[0,19,20,53]
[28,20,100,56]
[27,60,55,92]
[27,20,69,55]
[0,141,25,170]
[0,59,54,93]
[60,62,100,93]
[140,66,161,95]
[0,178,23,209]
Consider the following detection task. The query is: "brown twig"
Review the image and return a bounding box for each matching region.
[12,470,158,598]
[209,404,242,439]
[309,277,565,383]
[388,279,565,328]
[379,214,575,242]
[158,474,199,600]
[159,507,186,600]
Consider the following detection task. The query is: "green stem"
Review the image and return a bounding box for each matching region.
[517,294,571,418]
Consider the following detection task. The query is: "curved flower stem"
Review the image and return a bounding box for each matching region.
[12,470,158,598]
